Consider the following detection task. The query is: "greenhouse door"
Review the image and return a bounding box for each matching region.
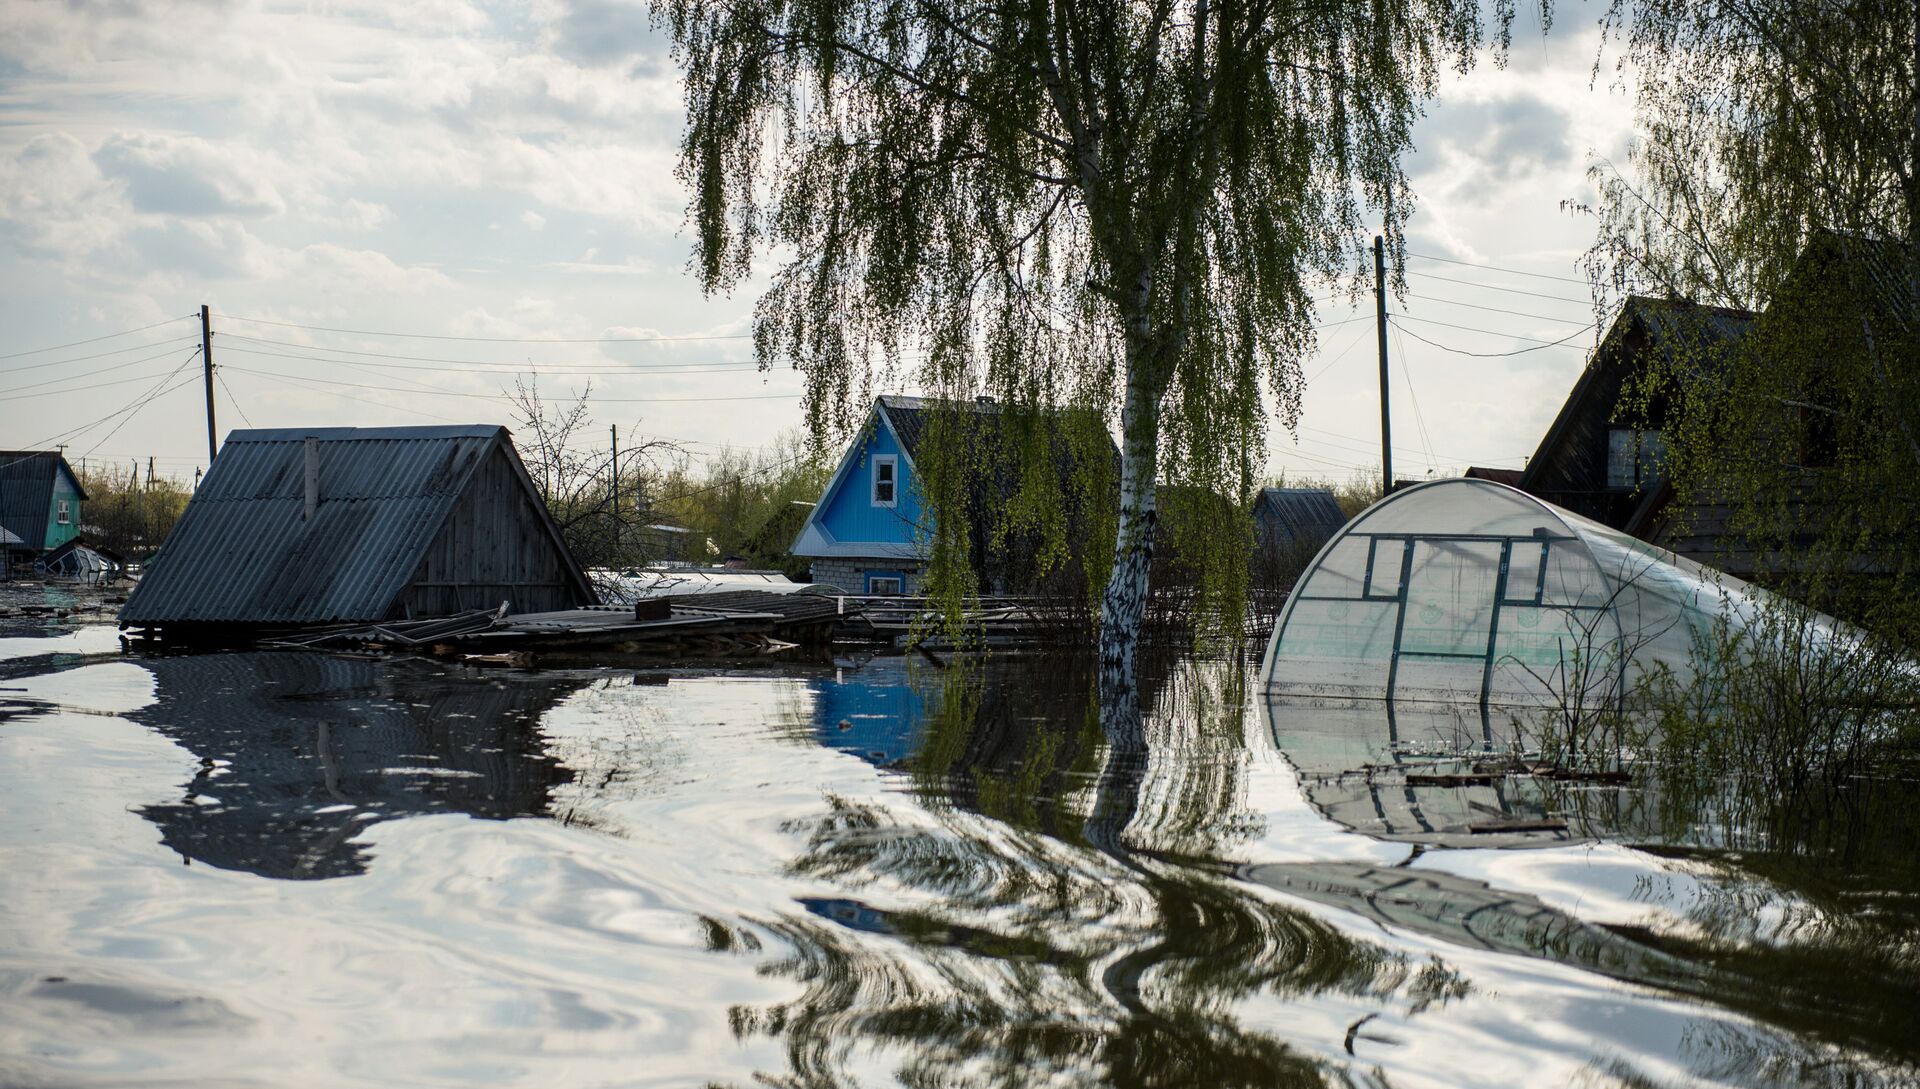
[1388,538,1503,704]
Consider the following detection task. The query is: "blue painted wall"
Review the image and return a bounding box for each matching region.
[43,465,83,550]
[816,421,924,547]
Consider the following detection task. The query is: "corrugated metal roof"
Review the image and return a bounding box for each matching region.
[120,425,583,626]
[1254,487,1346,538]
[0,451,69,549]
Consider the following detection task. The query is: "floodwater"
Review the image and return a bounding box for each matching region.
[1,617,1916,1088]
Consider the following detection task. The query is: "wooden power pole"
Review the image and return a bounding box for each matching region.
[200,305,218,465]
[1373,235,1394,495]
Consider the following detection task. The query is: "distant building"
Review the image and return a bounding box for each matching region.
[0,450,87,559]
[791,395,1118,595]
[1251,487,1347,557]
[120,425,595,635]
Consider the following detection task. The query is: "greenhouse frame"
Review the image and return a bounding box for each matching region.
[1258,479,1819,710]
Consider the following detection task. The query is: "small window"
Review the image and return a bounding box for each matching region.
[871,455,898,507]
[1606,428,1665,489]
[56,500,71,525]
[867,575,904,595]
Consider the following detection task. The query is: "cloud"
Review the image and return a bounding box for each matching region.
[521,209,547,230]
[94,132,286,217]
[546,0,668,70]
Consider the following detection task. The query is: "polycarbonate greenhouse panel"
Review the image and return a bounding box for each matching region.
[1259,478,1840,709]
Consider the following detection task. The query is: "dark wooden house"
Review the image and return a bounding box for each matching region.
[120,425,595,636]
[1516,297,1754,536]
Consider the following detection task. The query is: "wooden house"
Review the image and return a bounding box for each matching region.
[1515,297,1754,538]
[119,425,595,637]
[791,395,1118,595]
[0,450,87,561]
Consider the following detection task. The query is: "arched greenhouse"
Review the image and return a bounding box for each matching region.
[1259,478,1815,709]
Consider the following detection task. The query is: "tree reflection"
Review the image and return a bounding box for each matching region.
[728,654,1441,1088]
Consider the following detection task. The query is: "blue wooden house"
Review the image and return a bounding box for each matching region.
[0,450,87,560]
[791,395,1117,595]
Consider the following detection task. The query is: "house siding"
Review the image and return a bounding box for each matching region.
[400,446,585,618]
[44,468,82,551]
[816,424,923,549]
[810,557,922,595]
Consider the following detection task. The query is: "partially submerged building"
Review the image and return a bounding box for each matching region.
[0,450,87,562]
[1252,486,1347,557]
[120,425,594,637]
[1260,478,1838,708]
[791,395,1118,595]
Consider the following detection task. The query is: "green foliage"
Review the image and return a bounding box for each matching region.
[654,431,833,575]
[1588,1,1918,643]
[1649,602,1920,874]
[74,464,190,558]
[658,0,1530,662]
[1588,1,1915,306]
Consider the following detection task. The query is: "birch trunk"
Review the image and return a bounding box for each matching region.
[1099,358,1161,712]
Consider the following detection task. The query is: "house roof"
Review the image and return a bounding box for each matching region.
[1253,487,1346,533]
[119,425,591,626]
[0,451,85,550]
[1463,466,1525,487]
[1520,296,1755,493]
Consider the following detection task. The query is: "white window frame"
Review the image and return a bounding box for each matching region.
[871,454,898,507]
[56,499,71,525]
[867,575,904,595]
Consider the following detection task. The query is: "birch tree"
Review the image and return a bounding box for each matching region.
[658,0,1530,694]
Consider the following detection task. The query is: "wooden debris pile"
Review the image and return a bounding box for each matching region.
[272,590,843,662]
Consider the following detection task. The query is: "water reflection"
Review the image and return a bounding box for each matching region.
[129,652,587,879]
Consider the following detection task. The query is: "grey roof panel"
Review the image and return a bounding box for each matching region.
[119,425,569,625]
[0,451,64,549]
[1255,487,1346,534]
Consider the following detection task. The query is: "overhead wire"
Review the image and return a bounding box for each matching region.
[1405,251,1593,285]
[216,313,756,344]
[0,314,197,362]
[1390,317,1597,357]
[220,365,802,403]
[1405,268,1595,305]
[0,343,210,398]
[0,334,203,376]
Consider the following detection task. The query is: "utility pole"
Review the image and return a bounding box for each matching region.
[610,424,620,550]
[147,457,155,489]
[200,304,217,465]
[1373,235,1394,496]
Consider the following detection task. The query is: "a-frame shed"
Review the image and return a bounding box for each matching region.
[120,425,594,635]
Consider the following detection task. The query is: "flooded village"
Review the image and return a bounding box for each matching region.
[3,2,1918,1088]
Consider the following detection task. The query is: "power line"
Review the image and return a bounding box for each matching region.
[1405,268,1594,306]
[0,343,212,398]
[218,331,773,370]
[0,334,203,376]
[0,315,196,362]
[216,371,254,428]
[216,313,757,344]
[1405,252,1592,285]
[1403,292,1597,327]
[222,367,473,424]
[221,364,803,403]
[217,343,770,378]
[1389,317,1597,357]
[0,364,186,402]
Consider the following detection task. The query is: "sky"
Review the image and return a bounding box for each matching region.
[0,0,1638,487]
